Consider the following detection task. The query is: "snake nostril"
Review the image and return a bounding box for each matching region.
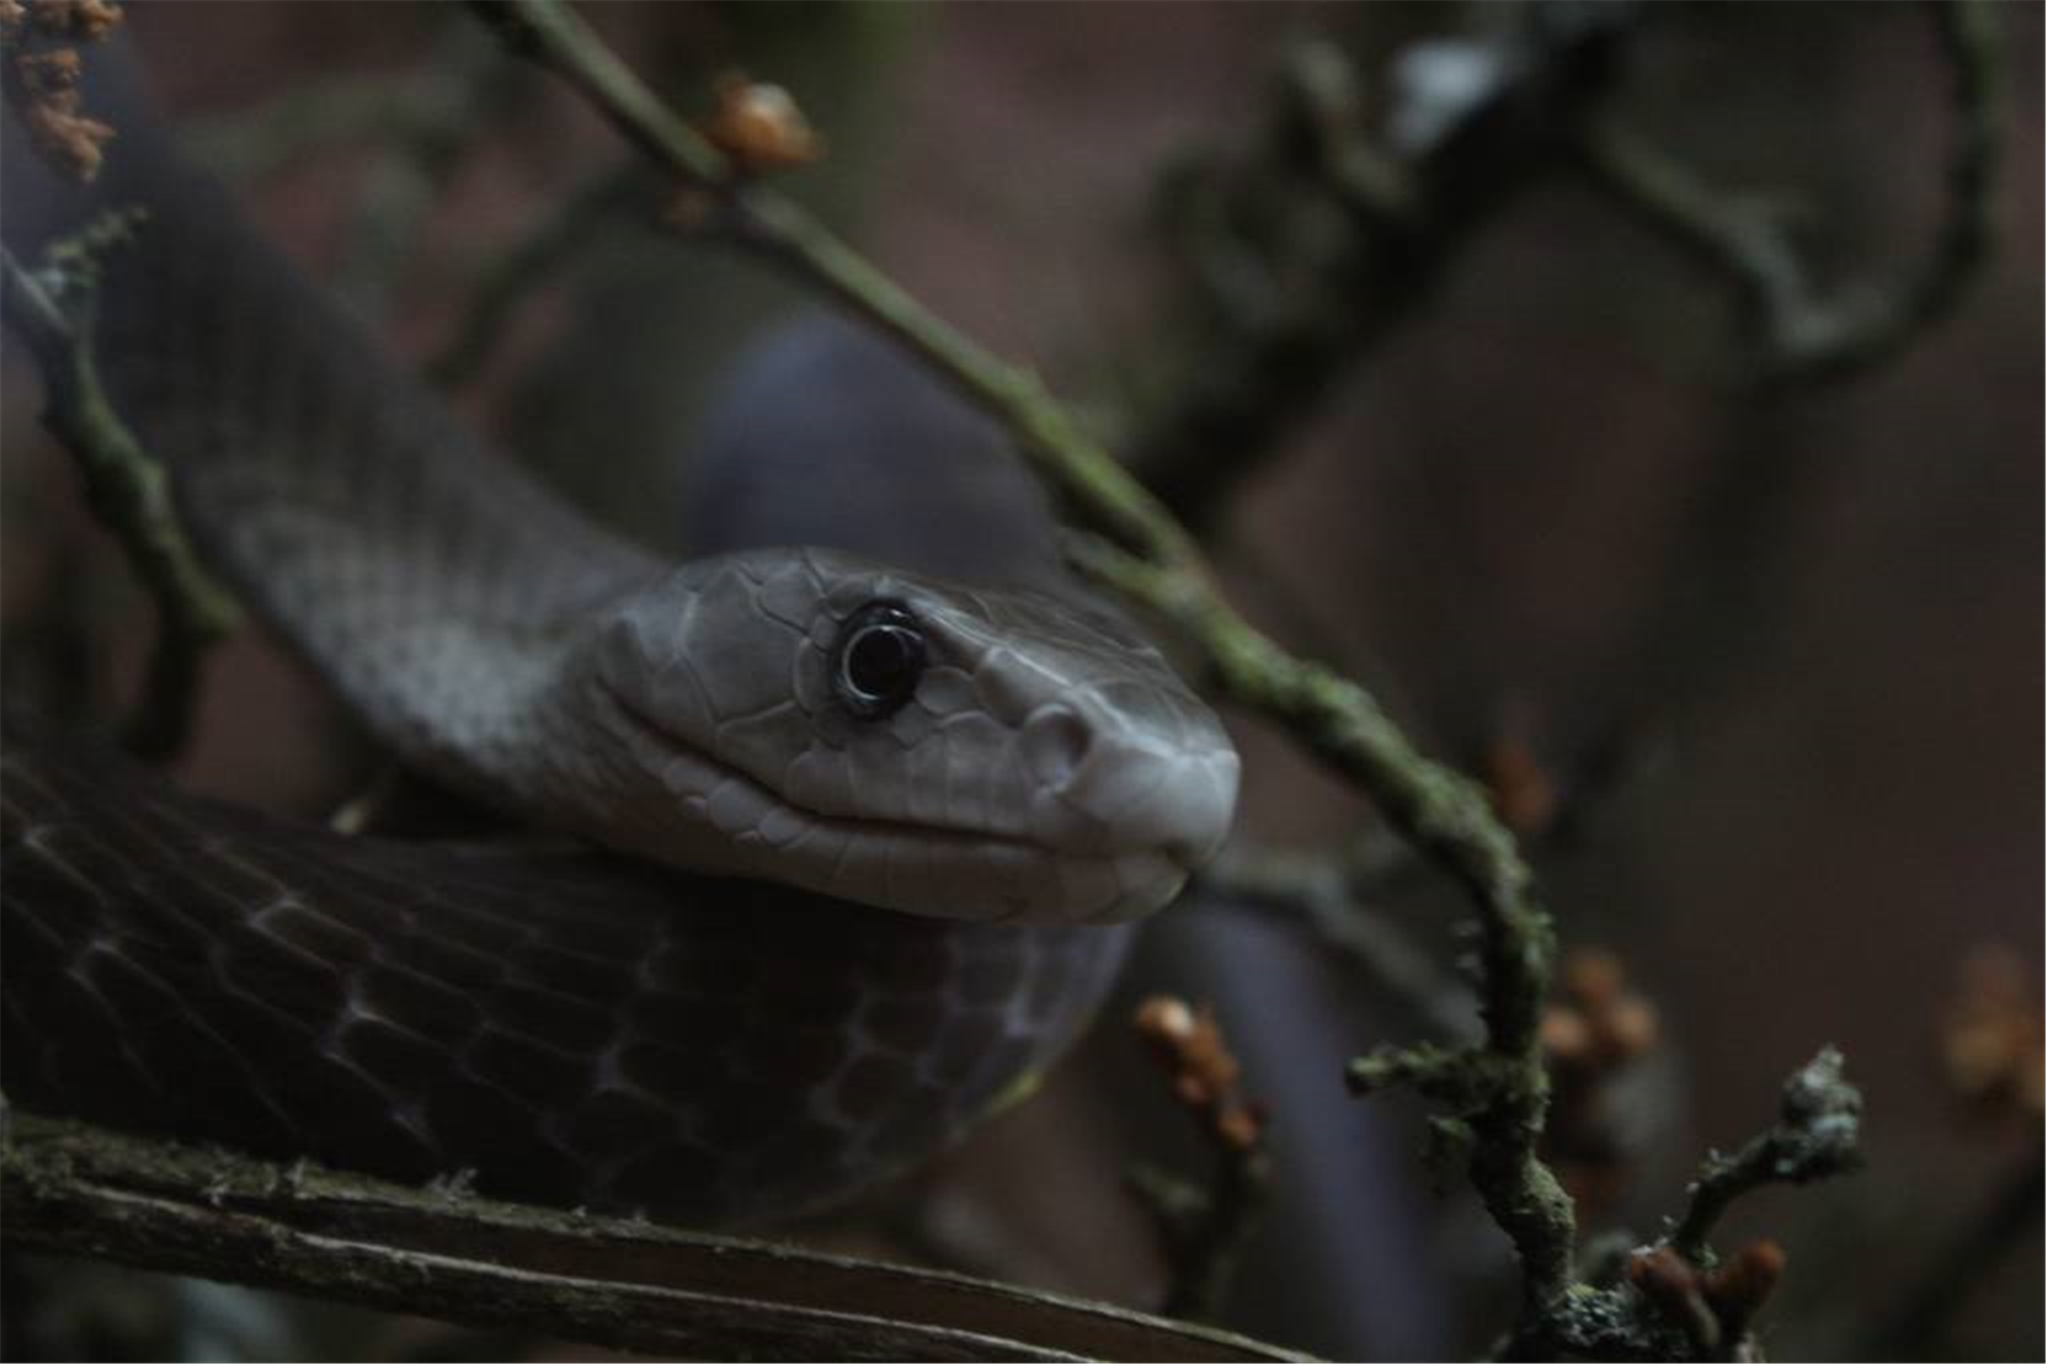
[1021,708,1093,792]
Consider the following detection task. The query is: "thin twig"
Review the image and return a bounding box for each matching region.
[184,67,482,183]
[1667,1047,1864,1264]
[424,161,639,388]
[1078,542,1573,1328]
[468,0,1197,572]
[0,234,240,759]
[1201,846,1475,1040]
[1574,0,2002,387]
[334,23,525,318]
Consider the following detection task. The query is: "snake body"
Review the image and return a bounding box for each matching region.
[0,44,1237,1222]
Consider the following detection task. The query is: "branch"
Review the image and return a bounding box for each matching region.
[424,161,639,388]
[1498,1050,1866,1362]
[1200,844,1475,1040]
[183,21,508,183]
[1861,1140,2044,1358]
[0,229,240,758]
[0,0,122,182]
[182,75,437,180]
[1574,0,2002,387]
[1200,714,1654,1044]
[1127,997,1273,1321]
[330,22,525,319]
[0,1111,1307,1363]
[1070,543,1571,1326]
[468,0,1197,572]
[186,21,530,320]
[1667,1047,1864,1264]
[1127,12,1631,526]
[475,0,1577,1337]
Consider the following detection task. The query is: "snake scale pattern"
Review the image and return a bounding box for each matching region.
[0,40,1237,1223]
[2,731,1123,1224]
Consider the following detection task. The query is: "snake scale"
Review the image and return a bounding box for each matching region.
[0,41,1238,1225]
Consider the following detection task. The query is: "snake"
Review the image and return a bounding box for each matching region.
[0,40,1239,1227]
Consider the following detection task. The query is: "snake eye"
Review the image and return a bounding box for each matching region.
[832,601,926,720]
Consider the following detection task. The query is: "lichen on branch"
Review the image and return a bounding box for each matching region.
[0,225,241,758]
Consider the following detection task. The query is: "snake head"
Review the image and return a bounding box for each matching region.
[584,548,1240,924]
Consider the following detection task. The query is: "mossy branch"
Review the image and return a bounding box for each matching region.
[1666,1047,1865,1265]
[424,162,638,388]
[467,0,1197,573]
[0,1110,1307,1363]
[0,231,240,758]
[1518,1051,1864,1361]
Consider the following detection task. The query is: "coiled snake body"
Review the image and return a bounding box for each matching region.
[0,48,1238,1224]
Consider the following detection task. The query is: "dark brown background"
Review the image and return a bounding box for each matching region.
[4,3,2038,1359]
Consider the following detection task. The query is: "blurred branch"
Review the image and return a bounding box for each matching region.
[185,54,491,182]
[0,536,112,729]
[0,0,121,182]
[424,161,638,388]
[1860,1141,2043,1359]
[1126,12,1631,528]
[1859,948,2040,1356]
[1127,997,1274,1321]
[185,21,527,320]
[333,23,523,318]
[1538,948,1665,1219]
[1506,1,2008,798]
[1205,707,1659,1042]
[1202,845,1474,1040]
[0,225,240,759]
[182,77,429,179]
[1133,0,1998,539]
[1573,0,2001,387]
[0,1110,1305,1363]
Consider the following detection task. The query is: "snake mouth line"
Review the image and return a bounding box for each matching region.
[594,680,1194,923]
[595,679,1114,864]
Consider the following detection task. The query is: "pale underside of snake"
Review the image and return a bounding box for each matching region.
[0,42,1239,1225]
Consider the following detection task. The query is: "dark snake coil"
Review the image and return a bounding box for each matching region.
[0,40,1219,1225]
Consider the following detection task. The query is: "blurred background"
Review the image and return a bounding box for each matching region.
[2,2,2039,1359]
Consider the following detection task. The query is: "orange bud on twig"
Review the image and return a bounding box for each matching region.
[1701,1238,1786,1338]
[1540,947,1661,1213]
[1,0,120,181]
[1134,994,1264,1154]
[1942,944,2044,1122]
[700,71,822,176]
